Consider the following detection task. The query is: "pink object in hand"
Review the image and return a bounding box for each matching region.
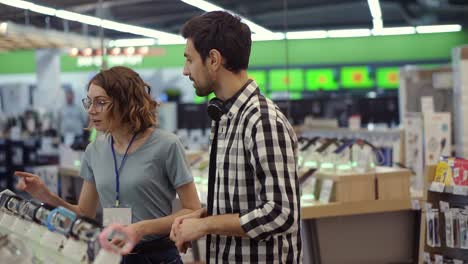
[98,223,137,255]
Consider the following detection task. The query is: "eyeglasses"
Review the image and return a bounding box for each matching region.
[81,98,111,113]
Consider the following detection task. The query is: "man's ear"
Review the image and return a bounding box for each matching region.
[207,49,223,71]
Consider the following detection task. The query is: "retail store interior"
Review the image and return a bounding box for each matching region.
[0,0,468,263]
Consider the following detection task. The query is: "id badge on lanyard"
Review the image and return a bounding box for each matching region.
[103,133,137,226]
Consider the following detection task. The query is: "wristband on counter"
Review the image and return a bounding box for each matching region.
[46,206,77,235]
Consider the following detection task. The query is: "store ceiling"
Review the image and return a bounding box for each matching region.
[0,0,467,40]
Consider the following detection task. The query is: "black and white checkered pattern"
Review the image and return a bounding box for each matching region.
[207,80,302,263]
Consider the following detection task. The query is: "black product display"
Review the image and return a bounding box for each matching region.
[177,103,212,129]
[358,96,399,127]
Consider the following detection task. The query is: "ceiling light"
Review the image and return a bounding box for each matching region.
[109,38,156,47]
[0,22,7,34]
[110,47,121,56]
[416,24,462,34]
[0,0,183,44]
[124,47,135,56]
[82,48,93,57]
[327,29,371,38]
[367,0,382,19]
[372,26,416,36]
[180,0,222,12]
[251,32,284,41]
[56,10,102,27]
[137,46,149,55]
[372,18,383,31]
[180,0,273,35]
[68,48,79,57]
[286,30,327,39]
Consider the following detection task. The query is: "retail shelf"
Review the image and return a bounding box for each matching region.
[301,199,413,219]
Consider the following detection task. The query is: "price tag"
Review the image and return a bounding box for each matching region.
[423,252,431,264]
[319,179,334,203]
[411,199,421,210]
[439,201,450,212]
[425,202,433,211]
[453,185,468,196]
[429,182,445,193]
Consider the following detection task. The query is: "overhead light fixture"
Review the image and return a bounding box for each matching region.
[56,10,102,27]
[367,0,382,19]
[372,18,383,31]
[0,22,7,34]
[327,29,372,38]
[0,0,183,44]
[180,0,273,35]
[286,30,327,39]
[109,38,156,47]
[372,26,416,36]
[416,24,462,34]
[251,32,284,41]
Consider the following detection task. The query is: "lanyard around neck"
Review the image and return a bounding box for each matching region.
[111,133,137,207]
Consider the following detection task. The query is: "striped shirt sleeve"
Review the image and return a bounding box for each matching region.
[239,100,299,241]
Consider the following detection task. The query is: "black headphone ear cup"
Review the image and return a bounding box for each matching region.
[207,98,224,122]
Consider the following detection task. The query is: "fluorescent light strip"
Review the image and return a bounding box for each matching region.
[372,26,416,36]
[251,32,285,41]
[0,0,183,43]
[286,30,327,39]
[180,0,273,35]
[56,10,102,27]
[0,22,7,34]
[416,24,462,34]
[109,38,157,47]
[367,0,382,18]
[373,18,383,31]
[327,29,371,38]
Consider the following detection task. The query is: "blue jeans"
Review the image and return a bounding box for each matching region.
[121,246,182,264]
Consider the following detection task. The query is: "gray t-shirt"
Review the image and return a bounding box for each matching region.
[80,128,193,239]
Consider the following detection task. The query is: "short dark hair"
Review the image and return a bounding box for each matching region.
[181,11,252,73]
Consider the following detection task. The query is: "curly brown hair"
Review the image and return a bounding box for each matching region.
[87,66,158,133]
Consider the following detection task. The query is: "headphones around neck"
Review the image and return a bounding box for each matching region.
[207,88,259,122]
[207,98,226,122]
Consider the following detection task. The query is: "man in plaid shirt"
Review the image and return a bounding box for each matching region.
[170,11,302,263]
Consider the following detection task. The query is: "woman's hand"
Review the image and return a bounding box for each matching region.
[15,171,53,203]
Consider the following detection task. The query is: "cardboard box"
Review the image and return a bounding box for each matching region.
[314,170,375,203]
[375,167,411,200]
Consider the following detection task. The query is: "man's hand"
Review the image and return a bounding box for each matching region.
[170,207,207,254]
[170,207,206,241]
[174,218,208,253]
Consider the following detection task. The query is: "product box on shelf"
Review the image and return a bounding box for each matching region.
[432,157,468,195]
[313,170,375,203]
[375,167,411,200]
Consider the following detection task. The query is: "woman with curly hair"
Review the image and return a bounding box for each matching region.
[15,66,200,263]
